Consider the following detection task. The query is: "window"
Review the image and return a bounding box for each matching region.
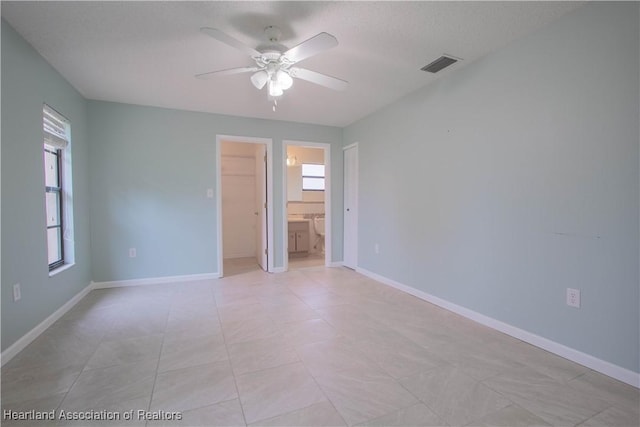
[302,163,325,191]
[43,105,72,271]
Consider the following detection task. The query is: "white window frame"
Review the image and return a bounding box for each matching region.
[301,163,325,191]
[43,104,75,274]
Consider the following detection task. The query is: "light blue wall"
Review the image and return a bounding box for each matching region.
[1,20,92,351]
[343,2,639,373]
[88,101,342,282]
[3,2,637,378]
[1,18,341,352]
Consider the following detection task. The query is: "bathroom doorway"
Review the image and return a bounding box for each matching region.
[283,141,331,271]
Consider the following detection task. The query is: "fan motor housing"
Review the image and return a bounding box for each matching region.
[259,50,283,60]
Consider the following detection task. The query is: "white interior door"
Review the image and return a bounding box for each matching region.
[255,144,268,270]
[343,144,358,269]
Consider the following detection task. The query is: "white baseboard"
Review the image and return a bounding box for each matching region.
[2,272,221,366]
[272,267,287,273]
[91,272,220,289]
[356,267,640,389]
[1,282,93,367]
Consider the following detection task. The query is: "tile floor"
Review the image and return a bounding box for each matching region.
[2,266,638,426]
[223,254,325,279]
[223,258,262,277]
[288,253,325,270]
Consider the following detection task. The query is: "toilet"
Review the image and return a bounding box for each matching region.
[313,216,325,253]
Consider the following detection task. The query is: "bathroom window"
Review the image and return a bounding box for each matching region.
[43,104,74,272]
[302,164,325,191]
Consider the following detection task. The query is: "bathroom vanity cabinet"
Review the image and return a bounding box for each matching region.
[288,221,309,254]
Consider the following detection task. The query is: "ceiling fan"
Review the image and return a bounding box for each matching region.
[196,26,348,106]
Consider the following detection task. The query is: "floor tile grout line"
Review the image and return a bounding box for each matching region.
[394,372,452,426]
[4,269,638,426]
[213,284,249,427]
[358,401,442,427]
[151,282,234,422]
[231,270,342,424]
[49,288,118,416]
[288,297,425,426]
[477,373,567,426]
[293,346,350,427]
[575,403,618,427]
[481,376,615,426]
[502,402,557,427]
[146,291,174,418]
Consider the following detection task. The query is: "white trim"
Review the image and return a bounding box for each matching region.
[343,143,358,270]
[328,261,344,268]
[216,135,274,277]
[272,266,287,273]
[1,282,93,366]
[343,142,359,151]
[92,272,220,289]
[48,262,75,277]
[356,266,640,389]
[215,139,223,278]
[283,140,332,272]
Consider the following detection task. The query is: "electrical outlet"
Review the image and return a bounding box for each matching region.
[13,283,21,302]
[566,288,580,308]
[206,188,214,198]
[129,248,137,258]
[374,243,380,254]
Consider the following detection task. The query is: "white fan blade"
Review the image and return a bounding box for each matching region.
[283,32,338,64]
[290,67,348,91]
[201,27,260,57]
[195,66,258,79]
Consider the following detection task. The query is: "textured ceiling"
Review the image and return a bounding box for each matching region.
[2,1,583,127]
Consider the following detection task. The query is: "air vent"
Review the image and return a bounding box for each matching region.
[421,55,459,73]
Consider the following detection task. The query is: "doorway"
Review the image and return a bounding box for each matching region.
[283,141,331,271]
[216,135,273,277]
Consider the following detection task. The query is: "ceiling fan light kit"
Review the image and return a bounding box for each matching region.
[251,67,293,99]
[250,70,268,90]
[197,26,348,107]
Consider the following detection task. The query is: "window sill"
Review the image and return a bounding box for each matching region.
[49,263,75,277]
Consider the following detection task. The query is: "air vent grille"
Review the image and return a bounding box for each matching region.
[421,55,458,73]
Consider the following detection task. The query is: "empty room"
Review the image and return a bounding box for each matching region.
[1,1,638,426]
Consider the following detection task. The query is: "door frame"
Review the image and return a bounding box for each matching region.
[343,142,358,269]
[216,134,274,276]
[282,140,331,271]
